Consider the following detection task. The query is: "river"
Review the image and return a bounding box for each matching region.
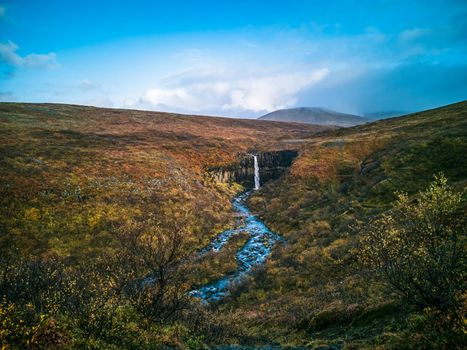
[190,191,282,302]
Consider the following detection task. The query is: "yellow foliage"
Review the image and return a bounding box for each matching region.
[24,208,40,221]
[87,211,102,228]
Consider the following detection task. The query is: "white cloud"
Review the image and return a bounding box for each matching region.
[78,79,99,90]
[0,41,22,66]
[223,69,329,112]
[399,28,431,42]
[140,87,201,110]
[23,52,57,68]
[138,67,329,116]
[85,96,114,108]
[0,41,58,69]
[123,98,136,108]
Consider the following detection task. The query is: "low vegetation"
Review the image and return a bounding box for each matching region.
[0,101,466,349]
[238,101,466,348]
[360,174,465,316]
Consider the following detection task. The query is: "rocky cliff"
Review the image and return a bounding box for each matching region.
[208,150,298,188]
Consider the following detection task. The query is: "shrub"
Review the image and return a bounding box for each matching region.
[359,174,466,316]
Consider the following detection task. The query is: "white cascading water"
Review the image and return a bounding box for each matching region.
[253,155,260,190]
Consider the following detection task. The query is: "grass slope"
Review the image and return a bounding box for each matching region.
[222,101,467,348]
[0,101,465,348]
[0,102,329,260]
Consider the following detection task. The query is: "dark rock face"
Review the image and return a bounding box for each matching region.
[208,150,298,188]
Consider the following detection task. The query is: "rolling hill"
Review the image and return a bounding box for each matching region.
[243,100,467,347]
[258,107,370,126]
[0,101,466,349]
[0,102,331,258]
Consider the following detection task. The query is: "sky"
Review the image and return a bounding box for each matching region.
[0,0,466,118]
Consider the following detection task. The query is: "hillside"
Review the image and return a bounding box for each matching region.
[0,101,466,349]
[0,102,330,258]
[259,107,370,127]
[236,100,467,348]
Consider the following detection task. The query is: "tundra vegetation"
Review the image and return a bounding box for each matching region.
[0,101,466,349]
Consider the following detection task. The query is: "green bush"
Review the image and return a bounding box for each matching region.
[360,174,466,316]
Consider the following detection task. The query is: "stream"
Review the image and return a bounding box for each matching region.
[190,191,283,302]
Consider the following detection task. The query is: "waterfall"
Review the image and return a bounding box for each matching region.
[253,155,260,190]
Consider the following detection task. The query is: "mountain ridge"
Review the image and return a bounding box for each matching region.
[258,106,370,127]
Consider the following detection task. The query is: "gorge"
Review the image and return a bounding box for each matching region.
[191,154,285,302]
[208,150,298,188]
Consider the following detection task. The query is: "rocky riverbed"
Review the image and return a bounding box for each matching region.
[190,191,282,302]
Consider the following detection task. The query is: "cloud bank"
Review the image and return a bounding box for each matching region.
[1,0,466,117]
[137,68,329,115]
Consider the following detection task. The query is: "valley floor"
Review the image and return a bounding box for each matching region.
[0,101,466,349]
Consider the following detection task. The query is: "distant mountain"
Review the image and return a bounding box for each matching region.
[363,111,411,120]
[258,107,370,127]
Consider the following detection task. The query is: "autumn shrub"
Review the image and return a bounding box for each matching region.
[359,174,466,318]
[0,259,68,349]
[0,256,66,316]
[116,209,198,326]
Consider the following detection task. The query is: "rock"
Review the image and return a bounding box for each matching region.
[209,150,298,188]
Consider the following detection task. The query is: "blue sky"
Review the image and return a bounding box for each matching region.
[0,0,466,117]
